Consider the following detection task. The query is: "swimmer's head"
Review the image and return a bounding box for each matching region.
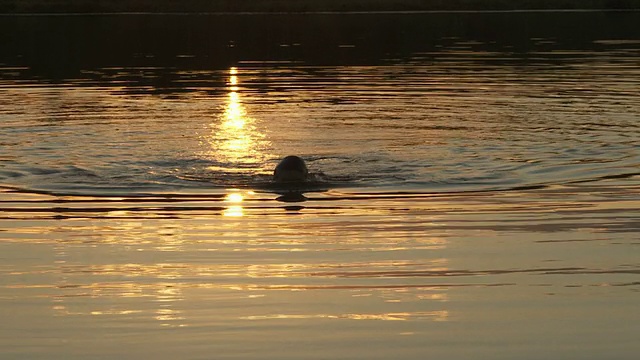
[273,155,309,183]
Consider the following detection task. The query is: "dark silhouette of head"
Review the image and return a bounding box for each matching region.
[273,155,309,183]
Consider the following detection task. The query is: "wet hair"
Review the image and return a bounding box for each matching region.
[273,155,309,183]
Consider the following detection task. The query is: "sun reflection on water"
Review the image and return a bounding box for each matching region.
[204,67,270,171]
[241,311,449,322]
[223,190,252,217]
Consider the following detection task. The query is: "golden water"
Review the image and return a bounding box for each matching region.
[1,11,639,359]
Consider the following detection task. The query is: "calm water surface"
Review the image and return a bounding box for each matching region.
[1,11,639,359]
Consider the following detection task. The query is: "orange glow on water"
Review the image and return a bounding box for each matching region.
[203,67,269,168]
[223,190,245,217]
[225,192,244,203]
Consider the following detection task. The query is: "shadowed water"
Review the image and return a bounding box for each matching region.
[1,11,639,360]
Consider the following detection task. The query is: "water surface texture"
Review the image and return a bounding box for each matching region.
[1,11,639,360]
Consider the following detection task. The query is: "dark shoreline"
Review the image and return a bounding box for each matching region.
[1,0,639,14]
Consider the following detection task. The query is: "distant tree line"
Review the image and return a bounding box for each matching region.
[0,0,638,13]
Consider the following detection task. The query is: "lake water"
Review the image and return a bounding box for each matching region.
[1,11,639,359]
